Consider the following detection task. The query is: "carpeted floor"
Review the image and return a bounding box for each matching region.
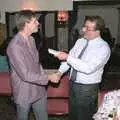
[0,97,16,120]
[0,97,66,120]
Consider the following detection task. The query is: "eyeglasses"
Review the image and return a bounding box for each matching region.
[82,25,96,31]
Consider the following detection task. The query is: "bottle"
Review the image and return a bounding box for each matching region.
[108,108,116,120]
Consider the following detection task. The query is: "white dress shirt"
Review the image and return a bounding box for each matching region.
[58,36,111,84]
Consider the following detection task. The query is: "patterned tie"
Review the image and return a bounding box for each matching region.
[71,40,89,81]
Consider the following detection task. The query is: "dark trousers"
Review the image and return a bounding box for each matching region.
[68,81,99,120]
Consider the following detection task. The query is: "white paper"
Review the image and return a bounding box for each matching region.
[48,48,59,56]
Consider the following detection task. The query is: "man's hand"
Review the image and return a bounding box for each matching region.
[48,71,62,83]
[55,51,68,61]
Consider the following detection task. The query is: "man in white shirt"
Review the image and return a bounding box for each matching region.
[52,16,111,120]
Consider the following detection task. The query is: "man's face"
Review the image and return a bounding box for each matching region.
[81,20,99,40]
[26,17,39,34]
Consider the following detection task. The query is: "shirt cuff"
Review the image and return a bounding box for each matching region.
[67,55,73,64]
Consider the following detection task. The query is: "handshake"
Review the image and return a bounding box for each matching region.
[48,71,62,83]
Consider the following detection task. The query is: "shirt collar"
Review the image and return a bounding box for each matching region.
[87,36,101,43]
[17,33,31,45]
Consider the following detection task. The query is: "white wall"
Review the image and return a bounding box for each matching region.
[0,11,5,24]
[0,0,73,12]
[0,0,73,24]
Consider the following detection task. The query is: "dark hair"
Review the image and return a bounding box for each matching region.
[15,10,36,31]
[84,15,105,32]
[101,27,113,48]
